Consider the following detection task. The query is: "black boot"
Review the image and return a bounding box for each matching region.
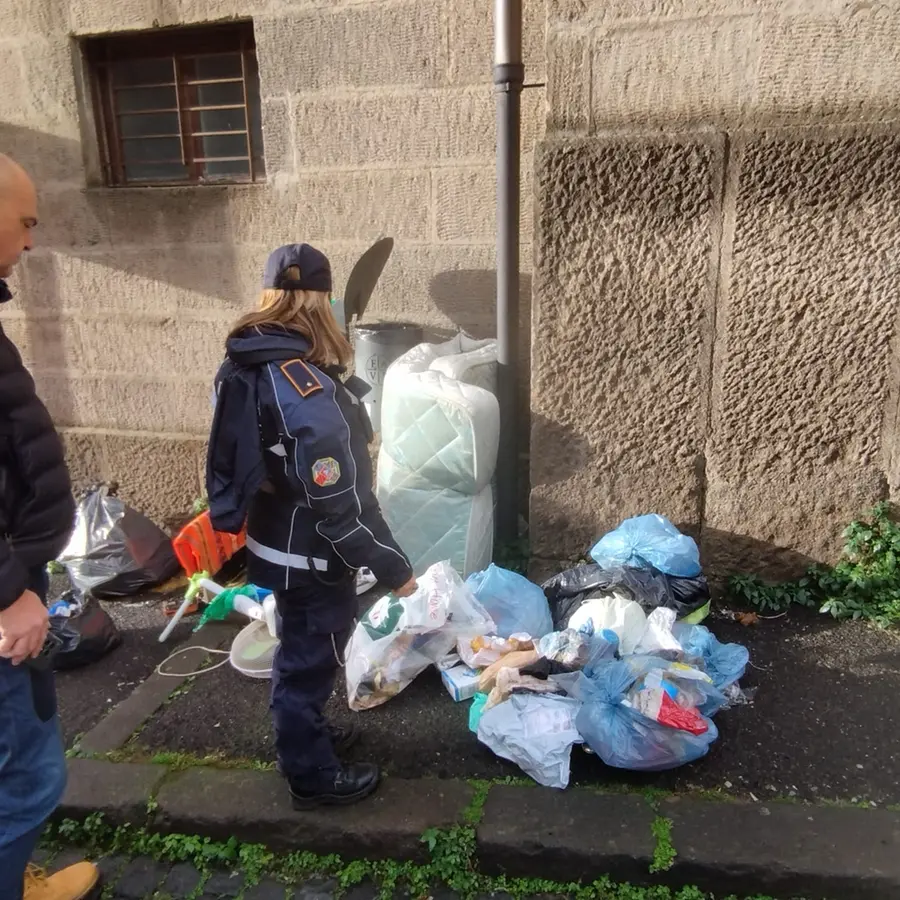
[289,763,380,809]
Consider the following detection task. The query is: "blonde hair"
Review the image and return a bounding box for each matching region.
[229,266,352,367]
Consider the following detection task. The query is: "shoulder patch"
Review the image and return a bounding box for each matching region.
[280,359,323,398]
[312,457,341,487]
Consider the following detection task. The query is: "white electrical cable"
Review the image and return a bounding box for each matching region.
[156,645,231,678]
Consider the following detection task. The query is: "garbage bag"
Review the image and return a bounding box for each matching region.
[542,564,709,627]
[567,594,647,656]
[565,656,720,771]
[590,515,701,578]
[59,485,180,598]
[466,564,553,639]
[50,595,122,671]
[673,624,749,691]
[633,608,682,660]
[477,693,583,789]
[345,561,495,710]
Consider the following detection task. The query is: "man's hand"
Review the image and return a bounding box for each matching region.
[0,590,48,665]
[394,576,418,598]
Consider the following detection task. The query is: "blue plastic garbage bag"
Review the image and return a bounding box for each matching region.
[590,515,701,578]
[564,656,719,771]
[673,624,749,691]
[466,564,554,639]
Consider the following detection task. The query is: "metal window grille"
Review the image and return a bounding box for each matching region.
[84,22,266,187]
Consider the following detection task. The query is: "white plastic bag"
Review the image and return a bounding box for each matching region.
[477,693,583,789]
[567,593,647,656]
[633,607,682,659]
[345,561,495,710]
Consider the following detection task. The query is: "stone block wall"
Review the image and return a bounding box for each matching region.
[534,0,900,577]
[0,0,545,526]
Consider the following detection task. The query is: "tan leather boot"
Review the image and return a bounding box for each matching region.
[23,862,99,900]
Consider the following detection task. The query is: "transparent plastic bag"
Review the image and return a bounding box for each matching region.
[565,656,720,771]
[466,564,553,639]
[672,623,750,691]
[345,561,495,710]
[590,515,701,578]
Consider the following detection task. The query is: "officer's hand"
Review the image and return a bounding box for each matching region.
[0,590,49,665]
[394,577,418,598]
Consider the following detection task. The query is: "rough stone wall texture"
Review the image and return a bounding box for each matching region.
[535,0,900,577]
[0,0,545,524]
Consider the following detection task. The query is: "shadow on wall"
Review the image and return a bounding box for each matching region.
[0,123,242,432]
[0,125,241,303]
[531,486,819,586]
[429,269,532,342]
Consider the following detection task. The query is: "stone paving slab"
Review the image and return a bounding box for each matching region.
[153,767,475,861]
[663,794,900,900]
[54,755,900,899]
[58,759,167,826]
[478,784,658,884]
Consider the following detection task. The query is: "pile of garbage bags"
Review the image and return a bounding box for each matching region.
[343,514,751,791]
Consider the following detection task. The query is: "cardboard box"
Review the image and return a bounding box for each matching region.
[441,664,482,702]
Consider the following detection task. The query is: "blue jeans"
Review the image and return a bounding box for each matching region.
[0,568,67,900]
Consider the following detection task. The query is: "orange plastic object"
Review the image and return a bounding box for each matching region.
[172,510,246,578]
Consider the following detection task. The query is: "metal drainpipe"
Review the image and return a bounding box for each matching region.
[494,0,524,545]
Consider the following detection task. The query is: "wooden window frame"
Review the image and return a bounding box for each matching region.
[83,21,265,188]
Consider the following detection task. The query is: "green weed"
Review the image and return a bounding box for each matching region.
[727,502,900,626]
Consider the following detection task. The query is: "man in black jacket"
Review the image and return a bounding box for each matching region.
[0,155,98,900]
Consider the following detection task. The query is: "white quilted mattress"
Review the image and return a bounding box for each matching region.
[378,454,495,577]
[377,335,499,577]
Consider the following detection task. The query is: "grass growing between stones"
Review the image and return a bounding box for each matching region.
[42,812,800,900]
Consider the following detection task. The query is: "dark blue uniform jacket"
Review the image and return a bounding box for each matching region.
[206,325,413,593]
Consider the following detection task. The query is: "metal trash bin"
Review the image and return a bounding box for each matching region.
[354,322,423,432]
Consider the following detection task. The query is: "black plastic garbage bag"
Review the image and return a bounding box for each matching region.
[541,564,709,628]
[59,484,180,598]
[50,595,122,671]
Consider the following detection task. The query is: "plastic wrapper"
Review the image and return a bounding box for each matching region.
[466,564,553,639]
[469,692,488,733]
[59,485,180,598]
[673,623,750,691]
[457,633,532,669]
[484,667,565,711]
[477,648,542,693]
[345,561,495,710]
[564,656,723,771]
[50,595,122,671]
[567,594,647,656]
[542,564,709,628]
[590,515,701,578]
[477,693,583,789]
[633,608,682,659]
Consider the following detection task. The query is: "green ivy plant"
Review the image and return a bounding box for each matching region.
[727,502,900,627]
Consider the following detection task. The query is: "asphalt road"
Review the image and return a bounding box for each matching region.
[55,576,900,804]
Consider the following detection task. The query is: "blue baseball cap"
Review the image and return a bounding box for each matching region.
[263,243,332,292]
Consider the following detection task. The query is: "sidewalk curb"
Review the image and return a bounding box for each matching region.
[59,760,900,899]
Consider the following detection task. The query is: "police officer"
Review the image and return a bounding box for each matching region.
[207,243,416,808]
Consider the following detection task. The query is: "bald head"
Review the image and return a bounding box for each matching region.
[0,154,36,279]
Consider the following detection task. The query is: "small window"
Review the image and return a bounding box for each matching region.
[83,22,266,187]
